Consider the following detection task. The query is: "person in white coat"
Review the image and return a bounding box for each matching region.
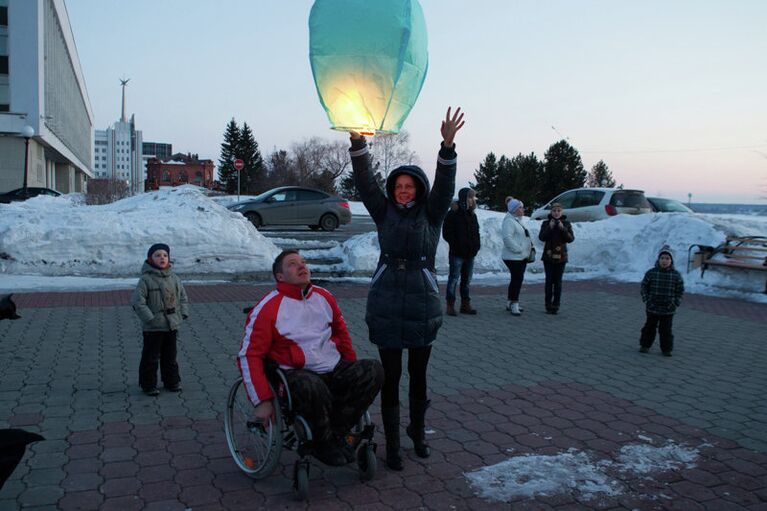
[501,198,534,316]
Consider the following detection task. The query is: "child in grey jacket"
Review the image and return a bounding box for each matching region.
[131,243,189,396]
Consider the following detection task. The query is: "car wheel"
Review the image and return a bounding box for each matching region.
[308,225,320,231]
[319,214,339,231]
[245,212,262,228]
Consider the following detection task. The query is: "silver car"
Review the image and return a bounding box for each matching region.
[227,186,352,231]
[531,187,652,222]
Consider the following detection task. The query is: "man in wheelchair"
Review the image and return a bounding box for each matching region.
[238,249,384,467]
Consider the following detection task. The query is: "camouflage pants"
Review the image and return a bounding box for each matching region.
[285,359,384,442]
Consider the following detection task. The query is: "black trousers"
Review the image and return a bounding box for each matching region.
[543,261,566,309]
[286,359,384,442]
[640,312,674,353]
[139,330,180,390]
[378,346,432,408]
[503,259,527,301]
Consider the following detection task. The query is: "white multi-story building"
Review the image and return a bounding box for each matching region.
[0,0,93,194]
[93,80,144,194]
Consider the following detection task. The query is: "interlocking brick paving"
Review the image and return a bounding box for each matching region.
[1,282,765,509]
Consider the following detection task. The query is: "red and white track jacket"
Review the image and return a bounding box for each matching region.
[237,282,357,406]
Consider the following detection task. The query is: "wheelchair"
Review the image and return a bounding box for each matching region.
[224,362,378,500]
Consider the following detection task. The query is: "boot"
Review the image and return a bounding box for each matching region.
[381,406,403,471]
[445,299,457,317]
[510,302,521,316]
[406,399,431,458]
[460,299,477,315]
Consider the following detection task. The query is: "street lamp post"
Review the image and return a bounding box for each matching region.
[21,126,35,197]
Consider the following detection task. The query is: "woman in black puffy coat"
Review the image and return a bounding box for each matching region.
[348,107,465,470]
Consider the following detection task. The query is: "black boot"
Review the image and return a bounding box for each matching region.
[381,406,403,471]
[406,399,431,458]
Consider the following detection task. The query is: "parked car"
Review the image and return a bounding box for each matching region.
[227,186,352,231]
[530,187,652,222]
[0,187,61,204]
[647,197,694,213]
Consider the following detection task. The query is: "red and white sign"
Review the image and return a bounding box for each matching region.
[233,159,244,171]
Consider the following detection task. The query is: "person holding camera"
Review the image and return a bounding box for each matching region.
[131,243,189,396]
[538,203,574,314]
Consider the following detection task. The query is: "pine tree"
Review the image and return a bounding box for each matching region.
[540,140,586,203]
[338,165,384,200]
[471,152,501,210]
[218,118,240,194]
[508,152,544,211]
[238,122,265,194]
[586,160,616,188]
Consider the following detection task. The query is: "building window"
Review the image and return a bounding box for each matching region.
[179,171,188,183]
[162,171,170,182]
[0,56,7,74]
[0,7,7,27]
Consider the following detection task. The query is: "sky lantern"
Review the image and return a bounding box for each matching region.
[309,0,428,136]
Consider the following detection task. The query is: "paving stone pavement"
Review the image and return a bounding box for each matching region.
[1,281,765,510]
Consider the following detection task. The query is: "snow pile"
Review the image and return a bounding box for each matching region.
[465,448,620,501]
[465,440,700,502]
[341,209,767,296]
[0,186,281,277]
[615,441,699,474]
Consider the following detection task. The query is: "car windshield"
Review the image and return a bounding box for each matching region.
[650,198,691,212]
[610,191,650,208]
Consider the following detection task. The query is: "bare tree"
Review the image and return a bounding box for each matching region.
[368,130,419,179]
[85,178,131,205]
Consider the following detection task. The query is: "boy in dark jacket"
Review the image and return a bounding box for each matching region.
[131,243,189,395]
[441,187,480,315]
[639,245,684,356]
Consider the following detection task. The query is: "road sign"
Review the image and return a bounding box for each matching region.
[233,159,244,171]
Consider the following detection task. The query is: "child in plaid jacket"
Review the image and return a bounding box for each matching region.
[639,245,685,356]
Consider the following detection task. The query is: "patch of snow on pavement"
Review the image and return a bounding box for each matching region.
[465,440,700,502]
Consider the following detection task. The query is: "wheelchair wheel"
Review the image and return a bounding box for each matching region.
[294,461,309,501]
[224,377,283,479]
[357,443,377,481]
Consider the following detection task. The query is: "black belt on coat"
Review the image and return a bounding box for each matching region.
[380,254,432,271]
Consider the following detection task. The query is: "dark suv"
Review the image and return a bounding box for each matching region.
[0,187,61,204]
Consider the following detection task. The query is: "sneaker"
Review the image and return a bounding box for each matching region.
[662,352,672,357]
[143,387,160,396]
[164,384,182,392]
[639,347,649,353]
[510,302,521,316]
[313,440,348,467]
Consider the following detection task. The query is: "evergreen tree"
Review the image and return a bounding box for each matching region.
[264,149,295,189]
[218,118,241,194]
[586,160,616,188]
[238,122,265,194]
[338,164,384,200]
[471,152,501,210]
[540,140,586,203]
[508,152,544,212]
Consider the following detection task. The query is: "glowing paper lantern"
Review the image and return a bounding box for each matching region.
[309,0,428,136]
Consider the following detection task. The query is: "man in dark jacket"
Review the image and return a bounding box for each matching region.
[441,187,480,315]
[349,107,464,471]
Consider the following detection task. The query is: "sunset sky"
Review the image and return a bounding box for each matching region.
[67,0,767,203]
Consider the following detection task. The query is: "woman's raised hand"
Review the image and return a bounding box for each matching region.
[441,107,465,148]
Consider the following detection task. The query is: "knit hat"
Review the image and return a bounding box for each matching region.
[658,245,674,262]
[507,198,523,214]
[147,243,170,260]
